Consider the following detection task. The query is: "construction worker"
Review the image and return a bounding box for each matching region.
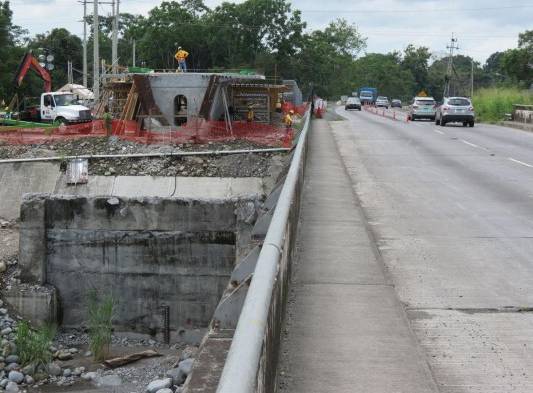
[247,105,255,123]
[283,110,294,128]
[275,98,282,113]
[103,106,113,137]
[175,46,189,72]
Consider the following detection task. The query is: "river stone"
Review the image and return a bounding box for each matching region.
[8,371,23,383]
[97,374,122,387]
[47,363,62,376]
[5,382,19,393]
[146,378,172,393]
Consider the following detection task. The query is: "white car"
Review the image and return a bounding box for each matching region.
[409,97,436,121]
[375,96,390,108]
[435,97,475,127]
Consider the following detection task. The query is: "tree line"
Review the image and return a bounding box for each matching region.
[0,0,531,104]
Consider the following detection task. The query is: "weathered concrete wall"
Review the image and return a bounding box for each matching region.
[0,159,266,221]
[0,162,61,220]
[18,194,259,341]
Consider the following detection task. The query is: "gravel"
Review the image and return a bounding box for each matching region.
[0,137,282,160]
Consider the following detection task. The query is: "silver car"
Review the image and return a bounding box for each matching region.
[435,97,475,127]
[409,96,436,121]
[375,96,390,108]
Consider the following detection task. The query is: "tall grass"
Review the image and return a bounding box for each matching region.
[15,321,55,368]
[472,87,533,123]
[87,290,115,362]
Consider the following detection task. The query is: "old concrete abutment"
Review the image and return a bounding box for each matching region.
[16,194,259,342]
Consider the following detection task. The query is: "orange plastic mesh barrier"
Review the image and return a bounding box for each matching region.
[0,119,296,148]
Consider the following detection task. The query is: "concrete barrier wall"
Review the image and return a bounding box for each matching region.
[0,160,265,221]
[513,105,533,124]
[18,194,259,340]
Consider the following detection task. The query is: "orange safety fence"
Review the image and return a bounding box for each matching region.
[0,118,297,148]
[281,102,308,116]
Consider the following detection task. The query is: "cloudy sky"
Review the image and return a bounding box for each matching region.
[8,0,533,63]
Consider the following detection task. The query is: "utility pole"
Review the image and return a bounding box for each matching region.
[82,0,87,87]
[443,33,459,98]
[93,0,99,102]
[112,0,119,73]
[471,59,474,98]
[132,39,136,67]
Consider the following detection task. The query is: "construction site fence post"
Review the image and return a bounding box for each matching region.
[216,108,311,393]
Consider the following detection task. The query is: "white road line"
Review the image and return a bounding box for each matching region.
[433,129,445,135]
[461,139,481,148]
[508,158,533,168]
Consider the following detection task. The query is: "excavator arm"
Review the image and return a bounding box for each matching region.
[13,52,52,93]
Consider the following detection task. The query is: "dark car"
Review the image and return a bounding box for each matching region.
[391,99,402,108]
[345,97,361,111]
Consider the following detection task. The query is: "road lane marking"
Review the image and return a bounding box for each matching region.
[508,158,533,168]
[461,139,480,148]
[433,129,445,135]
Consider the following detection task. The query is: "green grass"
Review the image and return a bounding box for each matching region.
[15,321,55,368]
[0,118,58,129]
[87,290,115,362]
[472,88,533,123]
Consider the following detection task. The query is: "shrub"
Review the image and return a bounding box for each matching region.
[472,87,533,123]
[15,321,55,368]
[87,290,115,362]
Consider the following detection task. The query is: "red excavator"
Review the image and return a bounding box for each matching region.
[13,51,52,92]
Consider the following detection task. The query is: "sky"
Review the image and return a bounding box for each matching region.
[8,0,533,63]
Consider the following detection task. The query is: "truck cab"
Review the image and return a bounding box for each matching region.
[40,92,92,125]
[358,87,378,105]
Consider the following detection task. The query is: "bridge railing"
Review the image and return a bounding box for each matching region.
[216,109,311,393]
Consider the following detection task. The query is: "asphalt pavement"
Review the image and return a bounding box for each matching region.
[328,107,533,392]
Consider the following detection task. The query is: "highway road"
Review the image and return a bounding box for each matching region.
[330,107,533,392]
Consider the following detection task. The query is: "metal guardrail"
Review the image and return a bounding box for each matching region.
[216,109,311,393]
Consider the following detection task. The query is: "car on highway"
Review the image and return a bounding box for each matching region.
[409,96,436,121]
[376,96,390,108]
[435,97,475,127]
[345,97,362,111]
[391,99,402,108]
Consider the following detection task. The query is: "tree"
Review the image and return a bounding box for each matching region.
[29,28,83,89]
[287,19,366,97]
[353,53,415,101]
[518,30,533,50]
[401,45,431,94]
[0,1,27,103]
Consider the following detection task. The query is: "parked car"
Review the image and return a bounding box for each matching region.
[391,99,402,108]
[345,97,362,111]
[376,96,390,108]
[409,96,436,121]
[435,97,475,127]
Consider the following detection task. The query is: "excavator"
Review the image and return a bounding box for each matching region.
[8,51,92,124]
[13,51,52,93]
[7,51,52,121]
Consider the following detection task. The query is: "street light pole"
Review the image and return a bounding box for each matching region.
[471,59,474,98]
[82,0,87,87]
[93,0,99,102]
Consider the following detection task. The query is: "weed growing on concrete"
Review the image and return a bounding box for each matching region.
[15,320,55,367]
[87,290,115,362]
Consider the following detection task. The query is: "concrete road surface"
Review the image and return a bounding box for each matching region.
[327,107,533,392]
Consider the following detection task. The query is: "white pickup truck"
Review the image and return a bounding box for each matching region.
[40,92,93,124]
